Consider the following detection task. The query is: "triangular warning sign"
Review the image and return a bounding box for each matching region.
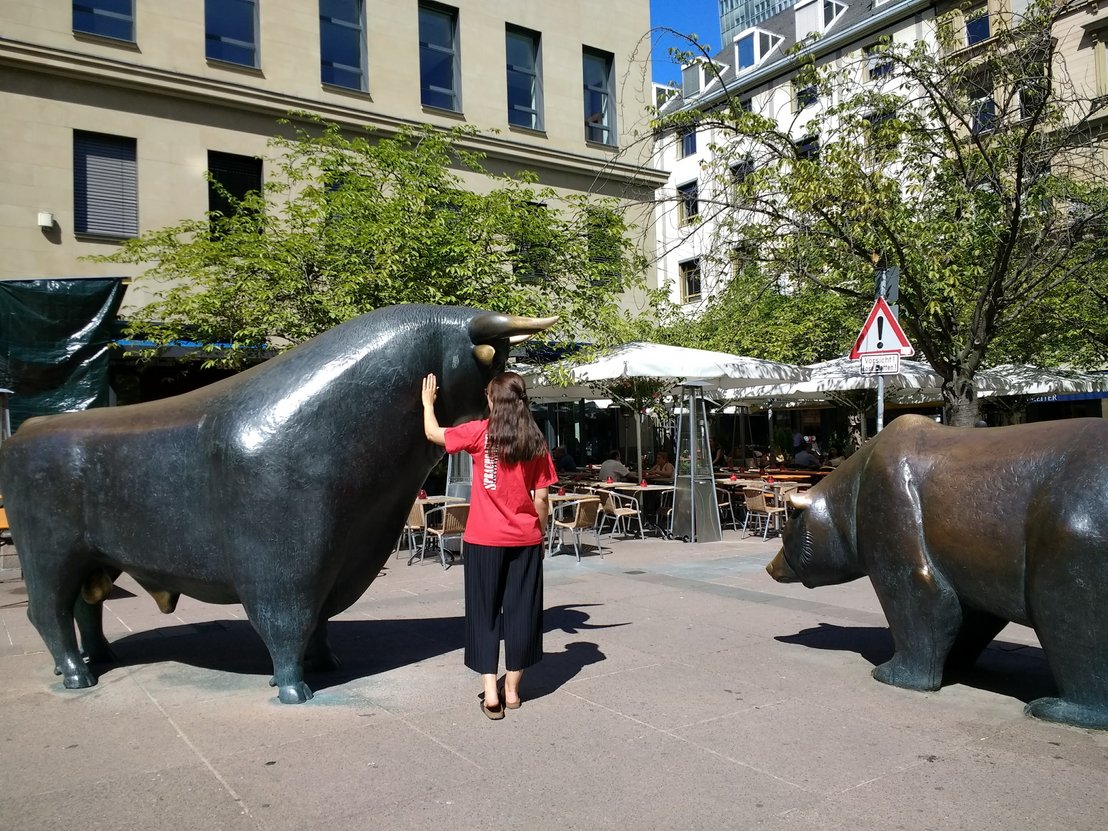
[849,297,914,359]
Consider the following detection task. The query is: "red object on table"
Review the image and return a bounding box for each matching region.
[558,487,566,496]
[418,488,427,500]
[640,479,648,488]
[606,476,614,484]
[729,473,737,481]
[766,476,775,484]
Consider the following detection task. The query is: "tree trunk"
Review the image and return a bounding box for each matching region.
[846,409,866,449]
[943,372,981,427]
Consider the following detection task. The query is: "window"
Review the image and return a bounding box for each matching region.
[585,205,621,286]
[511,202,549,282]
[208,150,262,221]
[73,1,133,42]
[678,126,697,158]
[968,74,996,135]
[796,136,819,161]
[206,0,257,67]
[677,180,698,224]
[583,47,616,145]
[735,28,783,74]
[506,25,542,130]
[864,111,898,159]
[730,157,753,186]
[73,131,138,238]
[794,79,818,110]
[823,1,846,26]
[319,0,365,90]
[679,259,702,303]
[966,5,990,46]
[419,2,460,111]
[865,44,893,82]
[682,63,701,98]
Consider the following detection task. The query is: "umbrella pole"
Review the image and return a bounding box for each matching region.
[636,413,644,481]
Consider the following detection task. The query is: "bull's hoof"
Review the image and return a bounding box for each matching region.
[872,657,940,692]
[59,661,98,690]
[1026,697,1108,730]
[276,682,314,704]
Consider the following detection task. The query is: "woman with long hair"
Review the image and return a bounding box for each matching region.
[421,370,556,720]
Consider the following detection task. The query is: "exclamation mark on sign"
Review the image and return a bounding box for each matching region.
[876,316,884,349]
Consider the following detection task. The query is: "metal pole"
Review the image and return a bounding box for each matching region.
[875,264,887,434]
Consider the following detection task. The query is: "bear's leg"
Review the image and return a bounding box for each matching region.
[870,567,963,692]
[944,607,1008,674]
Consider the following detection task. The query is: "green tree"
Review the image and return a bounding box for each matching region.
[97,119,654,366]
[656,1,1108,425]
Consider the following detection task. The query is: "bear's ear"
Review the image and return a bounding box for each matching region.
[788,491,812,511]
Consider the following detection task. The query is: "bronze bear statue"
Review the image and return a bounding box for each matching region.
[0,304,555,703]
[767,414,1108,730]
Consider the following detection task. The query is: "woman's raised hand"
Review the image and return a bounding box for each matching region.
[421,374,438,408]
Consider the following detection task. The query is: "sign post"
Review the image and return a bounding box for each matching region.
[849,293,915,433]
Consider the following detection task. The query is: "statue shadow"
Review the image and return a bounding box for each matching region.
[100,602,624,697]
[775,622,1057,704]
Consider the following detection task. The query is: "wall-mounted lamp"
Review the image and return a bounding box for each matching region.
[37,211,55,229]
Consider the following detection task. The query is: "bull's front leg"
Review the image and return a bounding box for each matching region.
[869,558,962,691]
[244,599,316,704]
[304,617,342,673]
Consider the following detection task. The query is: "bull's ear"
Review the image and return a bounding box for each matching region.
[472,344,497,366]
[788,491,812,511]
[469,313,558,344]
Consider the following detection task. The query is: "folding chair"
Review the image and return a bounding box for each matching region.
[598,490,645,539]
[740,487,786,541]
[395,500,426,559]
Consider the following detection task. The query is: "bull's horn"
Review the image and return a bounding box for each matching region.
[472,344,497,366]
[788,491,813,510]
[470,313,558,344]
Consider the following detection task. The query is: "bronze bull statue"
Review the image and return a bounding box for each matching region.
[0,304,555,703]
[766,414,1108,730]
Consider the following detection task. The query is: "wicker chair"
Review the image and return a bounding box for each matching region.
[418,502,470,569]
[597,489,645,539]
[551,497,603,562]
[396,500,426,560]
[740,487,786,541]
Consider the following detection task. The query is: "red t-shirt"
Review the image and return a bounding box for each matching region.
[444,419,558,547]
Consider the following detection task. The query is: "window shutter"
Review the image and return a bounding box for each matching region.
[74,132,138,237]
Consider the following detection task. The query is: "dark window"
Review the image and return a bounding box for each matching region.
[73,0,133,42]
[864,111,898,156]
[678,126,697,158]
[320,0,365,90]
[796,136,819,161]
[506,25,541,129]
[795,81,818,110]
[74,131,138,238]
[206,0,257,67]
[677,180,699,223]
[865,44,893,81]
[736,34,755,70]
[512,201,549,282]
[730,157,753,185]
[583,47,616,145]
[968,75,996,134]
[823,1,845,26]
[680,258,702,302]
[966,8,990,46]
[420,2,460,111]
[207,150,262,221]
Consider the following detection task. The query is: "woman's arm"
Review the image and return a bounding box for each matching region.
[421,374,447,446]
[533,488,550,533]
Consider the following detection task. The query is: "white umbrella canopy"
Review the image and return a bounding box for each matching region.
[974,364,1108,396]
[727,357,945,401]
[566,341,810,389]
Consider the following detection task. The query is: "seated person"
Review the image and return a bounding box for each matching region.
[709,439,725,468]
[769,446,787,466]
[791,442,820,469]
[552,446,577,473]
[825,446,847,468]
[645,451,674,480]
[597,450,633,483]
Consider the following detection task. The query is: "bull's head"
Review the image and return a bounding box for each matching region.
[434,310,558,427]
[468,313,559,368]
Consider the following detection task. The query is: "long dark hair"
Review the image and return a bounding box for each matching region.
[486,372,547,464]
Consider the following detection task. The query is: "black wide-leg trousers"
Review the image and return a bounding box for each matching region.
[463,542,544,674]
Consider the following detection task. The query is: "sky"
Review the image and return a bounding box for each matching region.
[649,0,723,86]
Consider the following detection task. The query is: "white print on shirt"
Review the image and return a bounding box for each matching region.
[483,436,499,491]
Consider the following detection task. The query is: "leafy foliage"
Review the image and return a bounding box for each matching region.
[95,119,656,366]
[655,1,1108,424]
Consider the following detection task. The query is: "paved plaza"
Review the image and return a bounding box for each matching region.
[1,531,1105,831]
